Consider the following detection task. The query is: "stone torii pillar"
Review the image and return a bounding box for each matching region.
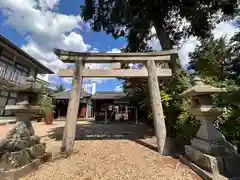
[61,60,84,155]
[146,59,168,155]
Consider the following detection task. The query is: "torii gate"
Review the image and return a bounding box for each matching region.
[54,49,177,155]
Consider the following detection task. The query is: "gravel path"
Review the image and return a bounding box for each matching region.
[1,121,200,180]
[21,139,200,180]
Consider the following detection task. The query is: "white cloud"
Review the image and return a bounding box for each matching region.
[212,21,237,39]
[85,48,121,70]
[59,32,91,52]
[0,0,89,73]
[0,1,84,39]
[21,40,66,71]
[178,37,201,66]
[108,48,121,53]
[38,0,60,10]
[54,45,121,91]
[0,0,103,91]
[0,0,126,91]
[147,27,162,51]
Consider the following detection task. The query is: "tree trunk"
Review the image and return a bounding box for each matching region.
[152,19,178,73]
[152,22,172,50]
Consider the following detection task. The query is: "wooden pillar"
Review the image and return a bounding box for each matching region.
[104,110,108,124]
[58,108,61,118]
[146,59,167,155]
[61,60,84,155]
[135,107,138,124]
[93,100,96,118]
[85,101,88,118]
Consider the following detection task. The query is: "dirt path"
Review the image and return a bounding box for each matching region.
[1,121,200,180]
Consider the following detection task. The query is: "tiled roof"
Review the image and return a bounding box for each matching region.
[53,89,91,99]
[91,91,127,100]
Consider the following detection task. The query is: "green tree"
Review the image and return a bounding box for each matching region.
[38,84,55,124]
[230,31,240,84]
[118,20,196,151]
[161,58,198,150]
[188,36,233,84]
[122,55,196,151]
[55,84,65,93]
[80,0,239,153]
[81,0,238,50]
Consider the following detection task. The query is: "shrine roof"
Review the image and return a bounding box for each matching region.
[53,89,91,100]
[91,91,128,100]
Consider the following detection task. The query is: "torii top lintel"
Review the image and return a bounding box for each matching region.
[54,48,177,63]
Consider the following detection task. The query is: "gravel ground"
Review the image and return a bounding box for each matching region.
[1,121,200,180]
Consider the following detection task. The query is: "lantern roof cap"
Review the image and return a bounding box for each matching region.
[180,77,226,97]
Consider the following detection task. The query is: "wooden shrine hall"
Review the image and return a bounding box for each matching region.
[91,91,138,123]
[54,49,176,155]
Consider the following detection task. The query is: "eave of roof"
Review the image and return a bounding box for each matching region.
[53,89,91,99]
[0,34,53,74]
[91,91,128,100]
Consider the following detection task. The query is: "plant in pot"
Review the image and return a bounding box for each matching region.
[38,85,55,124]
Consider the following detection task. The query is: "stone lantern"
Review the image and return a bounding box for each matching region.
[0,76,47,174]
[180,77,240,179]
[5,76,41,123]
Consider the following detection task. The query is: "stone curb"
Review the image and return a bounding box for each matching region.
[0,153,52,180]
[179,155,240,180]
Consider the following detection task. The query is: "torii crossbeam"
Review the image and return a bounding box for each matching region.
[54,49,177,155]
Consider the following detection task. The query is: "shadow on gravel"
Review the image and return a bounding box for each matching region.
[47,123,160,152]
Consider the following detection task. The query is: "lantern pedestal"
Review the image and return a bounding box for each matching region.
[184,145,240,179]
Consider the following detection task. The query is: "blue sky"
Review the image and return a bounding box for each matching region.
[0,0,239,93]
